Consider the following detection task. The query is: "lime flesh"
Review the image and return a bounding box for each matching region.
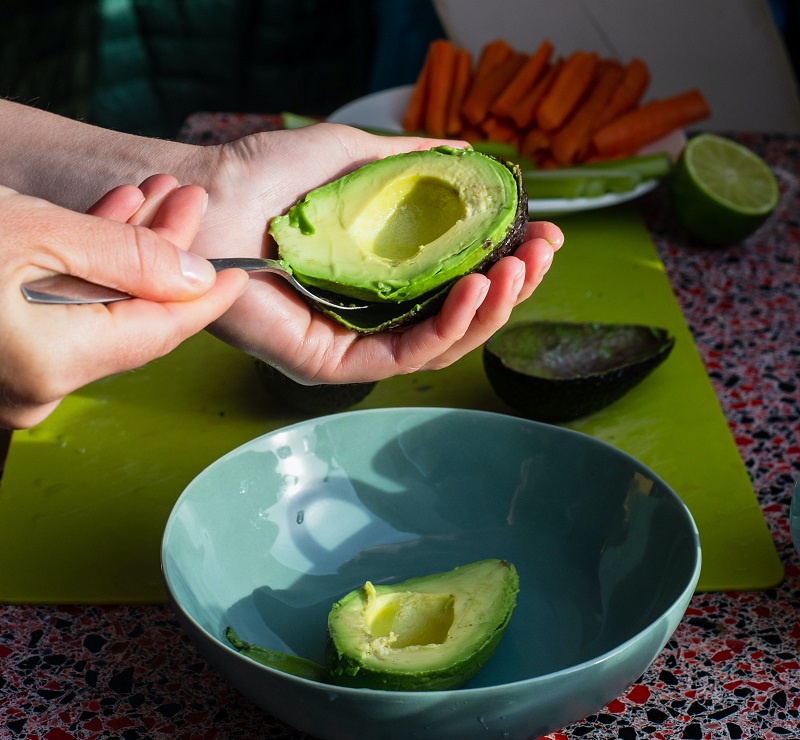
[669,134,779,245]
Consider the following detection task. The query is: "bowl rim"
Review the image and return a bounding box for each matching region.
[161,406,702,696]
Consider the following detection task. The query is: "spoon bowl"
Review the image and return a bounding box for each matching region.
[21,257,368,310]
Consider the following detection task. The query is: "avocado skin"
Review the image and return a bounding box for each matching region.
[483,322,675,423]
[295,155,529,334]
[255,360,376,415]
[225,626,329,683]
[325,559,519,692]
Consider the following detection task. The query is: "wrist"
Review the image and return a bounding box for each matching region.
[0,99,211,212]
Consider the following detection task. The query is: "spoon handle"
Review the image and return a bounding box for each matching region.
[20,258,365,311]
[21,274,131,304]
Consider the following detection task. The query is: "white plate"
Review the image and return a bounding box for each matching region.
[327,85,685,217]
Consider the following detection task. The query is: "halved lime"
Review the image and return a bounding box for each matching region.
[669,134,779,245]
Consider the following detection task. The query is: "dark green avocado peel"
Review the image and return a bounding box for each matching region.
[484,321,676,423]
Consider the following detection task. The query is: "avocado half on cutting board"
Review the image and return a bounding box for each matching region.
[483,321,676,423]
[268,145,528,333]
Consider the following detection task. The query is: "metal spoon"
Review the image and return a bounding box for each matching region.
[21,257,366,310]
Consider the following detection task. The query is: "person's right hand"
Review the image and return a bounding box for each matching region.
[0,176,248,429]
[185,123,564,385]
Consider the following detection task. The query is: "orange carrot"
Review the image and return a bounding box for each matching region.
[402,46,433,132]
[462,51,527,126]
[591,88,711,156]
[537,50,599,131]
[459,125,486,142]
[424,39,459,138]
[481,116,519,144]
[445,48,473,136]
[581,149,640,163]
[472,39,515,84]
[536,156,562,170]
[490,39,554,120]
[595,57,650,129]
[511,58,562,130]
[520,127,551,160]
[550,60,624,165]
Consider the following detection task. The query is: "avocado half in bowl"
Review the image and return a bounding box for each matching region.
[484,321,676,423]
[268,146,528,333]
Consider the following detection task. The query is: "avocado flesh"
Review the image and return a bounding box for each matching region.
[326,559,519,691]
[269,146,524,306]
[484,321,676,423]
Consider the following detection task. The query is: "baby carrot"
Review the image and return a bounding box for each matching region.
[424,39,459,138]
[446,48,473,135]
[520,127,551,161]
[537,50,599,131]
[595,57,650,129]
[402,45,433,132]
[472,38,515,84]
[490,39,554,120]
[511,59,562,130]
[550,60,624,165]
[462,51,528,126]
[591,88,711,157]
[481,116,519,145]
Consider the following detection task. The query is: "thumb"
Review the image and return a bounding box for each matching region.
[69,186,218,302]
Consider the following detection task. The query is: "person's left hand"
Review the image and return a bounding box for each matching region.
[0,175,247,428]
[183,123,564,384]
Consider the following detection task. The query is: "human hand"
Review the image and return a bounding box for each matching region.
[188,123,563,384]
[0,175,247,428]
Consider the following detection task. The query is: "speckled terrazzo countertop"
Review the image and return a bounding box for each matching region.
[1,122,798,739]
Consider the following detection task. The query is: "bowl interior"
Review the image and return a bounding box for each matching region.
[162,407,699,689]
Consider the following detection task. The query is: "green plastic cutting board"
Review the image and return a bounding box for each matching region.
[0,204,782,602]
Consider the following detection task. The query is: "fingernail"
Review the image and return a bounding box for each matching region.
[538,248,554,279]
[474,279,490,309]
[179,250,214,285]
[202,191,209,215]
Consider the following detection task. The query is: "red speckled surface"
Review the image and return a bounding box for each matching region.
[1,120,798,739]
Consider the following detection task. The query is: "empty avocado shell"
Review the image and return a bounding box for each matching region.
[483,321,676,423]
[268,146,529,334]
[255,360,377,415]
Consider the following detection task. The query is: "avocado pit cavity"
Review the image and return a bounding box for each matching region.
[354,177,466,263]
[363,581,455,652]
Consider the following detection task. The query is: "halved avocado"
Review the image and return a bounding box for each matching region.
[269,146,528,333]
[484,321,676,423]
[326,559,519,691]
[254,359,376,414]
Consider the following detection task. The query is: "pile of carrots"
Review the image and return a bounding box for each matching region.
[402,38,711,168]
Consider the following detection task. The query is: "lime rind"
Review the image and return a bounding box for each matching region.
[683,134,779,216]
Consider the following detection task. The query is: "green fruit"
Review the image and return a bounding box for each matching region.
[483,321,675,423]
[669,134,779,245]
[269,146,528,332]
[325,559,519,691]
[255,360,376,415]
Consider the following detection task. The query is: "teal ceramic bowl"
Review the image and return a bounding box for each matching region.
[162,408,701,739]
